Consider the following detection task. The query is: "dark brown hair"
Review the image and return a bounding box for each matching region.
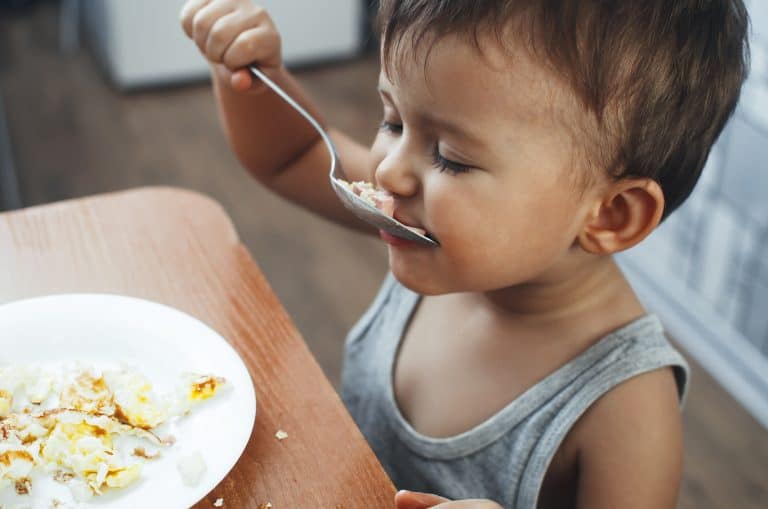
[377,0,750,218]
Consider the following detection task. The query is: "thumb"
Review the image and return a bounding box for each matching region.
[395,490,452,509]
[230,68,254,92]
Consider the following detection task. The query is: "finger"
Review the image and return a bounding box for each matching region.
[204,11,242,63]
[205,7,272,64]
[180,0,212,38]
[192,0,236,55]
[230,69,253,92]
[395,490,452,509]
[222,26,281,70]
[432,501,504,508]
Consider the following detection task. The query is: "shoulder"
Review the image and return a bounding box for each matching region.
[569,366,683,508]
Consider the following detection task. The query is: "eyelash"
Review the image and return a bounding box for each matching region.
[432,146,471,175]
[379,120,402,134]
[378,120,471,176]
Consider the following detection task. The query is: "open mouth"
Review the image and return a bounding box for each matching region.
[392,211,436,242]
[387,229,437,242]
[339,180,437,242]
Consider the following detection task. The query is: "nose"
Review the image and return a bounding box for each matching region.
[374,139,420,198]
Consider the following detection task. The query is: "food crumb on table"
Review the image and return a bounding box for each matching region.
[275,429,288,440]
[213,498,224,507]
[258,503,273,509]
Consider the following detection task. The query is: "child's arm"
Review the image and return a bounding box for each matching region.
[181,0,375,233]
[570,367,683,508]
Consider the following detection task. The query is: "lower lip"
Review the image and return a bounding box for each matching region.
[379,230,425,248]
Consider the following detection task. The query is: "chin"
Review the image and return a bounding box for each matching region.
[392,273,445,296]
[389,257,454,296]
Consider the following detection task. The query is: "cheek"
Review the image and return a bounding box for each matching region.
[425,177,513,250]
[422,184,509,281]
[424,180,582,287]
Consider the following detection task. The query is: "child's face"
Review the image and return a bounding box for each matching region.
[371,34,606,295]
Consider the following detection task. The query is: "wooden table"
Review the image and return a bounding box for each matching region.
[0,187,396,508]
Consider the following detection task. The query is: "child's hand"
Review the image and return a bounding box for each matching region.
[180,0,281,92]
[395,490,503,509]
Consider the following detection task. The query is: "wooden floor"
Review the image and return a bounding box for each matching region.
[2,4,766,508]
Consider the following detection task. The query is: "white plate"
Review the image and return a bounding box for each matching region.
[0,294,257,509]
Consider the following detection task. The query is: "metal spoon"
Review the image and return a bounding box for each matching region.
[248,66,438,247]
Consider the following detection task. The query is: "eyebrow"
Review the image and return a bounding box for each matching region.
[377,86,488,151]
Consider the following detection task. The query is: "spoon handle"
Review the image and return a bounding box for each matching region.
[248,66,342,180]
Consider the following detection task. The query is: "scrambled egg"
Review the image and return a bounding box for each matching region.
[0,364,226,502]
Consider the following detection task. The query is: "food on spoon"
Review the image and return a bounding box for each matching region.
[338,180,394,214]
[337,179,427,236]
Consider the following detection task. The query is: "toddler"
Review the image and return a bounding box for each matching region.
[181,1,749,507]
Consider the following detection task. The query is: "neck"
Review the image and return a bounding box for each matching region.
[475,255,642,323]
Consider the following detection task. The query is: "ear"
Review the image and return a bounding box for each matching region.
[578,178,664,255]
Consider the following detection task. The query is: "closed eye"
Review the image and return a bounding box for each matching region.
[432,145,471,175]
[379,120,403,134]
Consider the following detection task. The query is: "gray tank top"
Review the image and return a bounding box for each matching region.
[341,274,689,508]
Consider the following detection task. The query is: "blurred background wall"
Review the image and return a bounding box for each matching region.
[78,0,364,88]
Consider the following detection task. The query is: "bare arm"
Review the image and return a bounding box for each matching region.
[182,0,375,232]
[574,367,683,508]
